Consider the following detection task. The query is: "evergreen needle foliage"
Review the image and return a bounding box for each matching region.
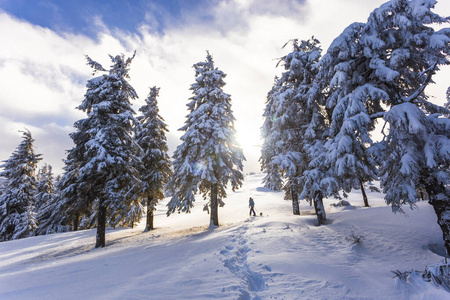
[166,51,245,227]
[0,130,41,241]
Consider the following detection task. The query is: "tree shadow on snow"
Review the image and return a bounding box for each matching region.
[302,215,335,227]
[425,243,448,257]
[255,187,275,193]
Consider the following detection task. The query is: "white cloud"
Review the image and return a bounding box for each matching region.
[0,0,449,176]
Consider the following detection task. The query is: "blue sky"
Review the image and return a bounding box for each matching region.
[0,0,449,175]
[0,0,193,36]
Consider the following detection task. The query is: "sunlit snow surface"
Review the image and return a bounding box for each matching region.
[0,173,448,299]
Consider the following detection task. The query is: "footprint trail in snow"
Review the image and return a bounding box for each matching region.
[218,218,267,299]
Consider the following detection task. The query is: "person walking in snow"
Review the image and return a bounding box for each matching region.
[249,197,256,216]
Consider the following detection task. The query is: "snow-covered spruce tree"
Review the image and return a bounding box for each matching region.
[57,67,107,232]
[271,38,322,215]
[167,52,245,227]
[446,86,450,115]
[65,53,142,248]
[36,166,71,235]
[0,178,5,197]
[298,130,330,225]
[260,77,284,192]
[57,151,85,231]
[135,86,172,231]
[297,56,332,225]
[356,0,450,254]
[34,164,61,234]
[316,21,383,208]
[35,164,54,213]
[0,130,41,241]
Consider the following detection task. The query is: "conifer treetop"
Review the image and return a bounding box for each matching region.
[167,51,245,216]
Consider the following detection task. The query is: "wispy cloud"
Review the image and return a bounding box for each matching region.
[1,0,449,175]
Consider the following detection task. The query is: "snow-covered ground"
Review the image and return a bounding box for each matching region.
[0,173,448,299]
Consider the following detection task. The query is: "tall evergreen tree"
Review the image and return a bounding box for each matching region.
[0,178,6,197]
[35,164,55,213]
[57,72,107,232]
[262,38,322,215]
[135,86,172,231]
[61,53,142,247]
[167,52,245,227]
[0,130,41,241]
[34,164,59,234]
[298,56,332,225]
[56,152,85,231]
[298,110,330,226]
[36,166,71,235]
[445,86,450,115]
[260,77,284,192]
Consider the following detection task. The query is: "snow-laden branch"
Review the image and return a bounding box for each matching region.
[370,111,385,119]
[403,61,437,104]
[85,55,106,75]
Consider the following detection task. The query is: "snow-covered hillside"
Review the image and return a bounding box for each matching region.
[0,173,448,299]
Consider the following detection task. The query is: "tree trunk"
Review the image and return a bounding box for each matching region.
[146,196,154,231]
[292,189,300,215]
[423,174,450,256]
[95,202,107,248]
[429,199,450,256]
[425,178,450,256]
[313,191,326,226]
[210,183,219,227]
[359,179,369,207]
[73,214,79,231]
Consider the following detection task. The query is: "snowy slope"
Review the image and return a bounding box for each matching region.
[0,173,448,299]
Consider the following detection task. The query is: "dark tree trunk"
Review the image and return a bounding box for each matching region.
[419,188,427,201]
[425,179,450,256]
[359,179,369,207]
[292,189,300,215]
[429,199,450,256]
[210,183,219,227]
[313,191,326,226]
[146,196,154,231]
[73,214,79,231]
[95,202,107,248]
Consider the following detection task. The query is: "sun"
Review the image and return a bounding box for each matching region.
[235,123,262,154]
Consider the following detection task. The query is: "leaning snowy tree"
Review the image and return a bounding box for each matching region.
[135,86,172,231]
[314,22,382,208]
[354,0,450,254]
[0,130,41,241]
[167,52,245,227]
[62,53,142,248]
[301,0,450,232]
